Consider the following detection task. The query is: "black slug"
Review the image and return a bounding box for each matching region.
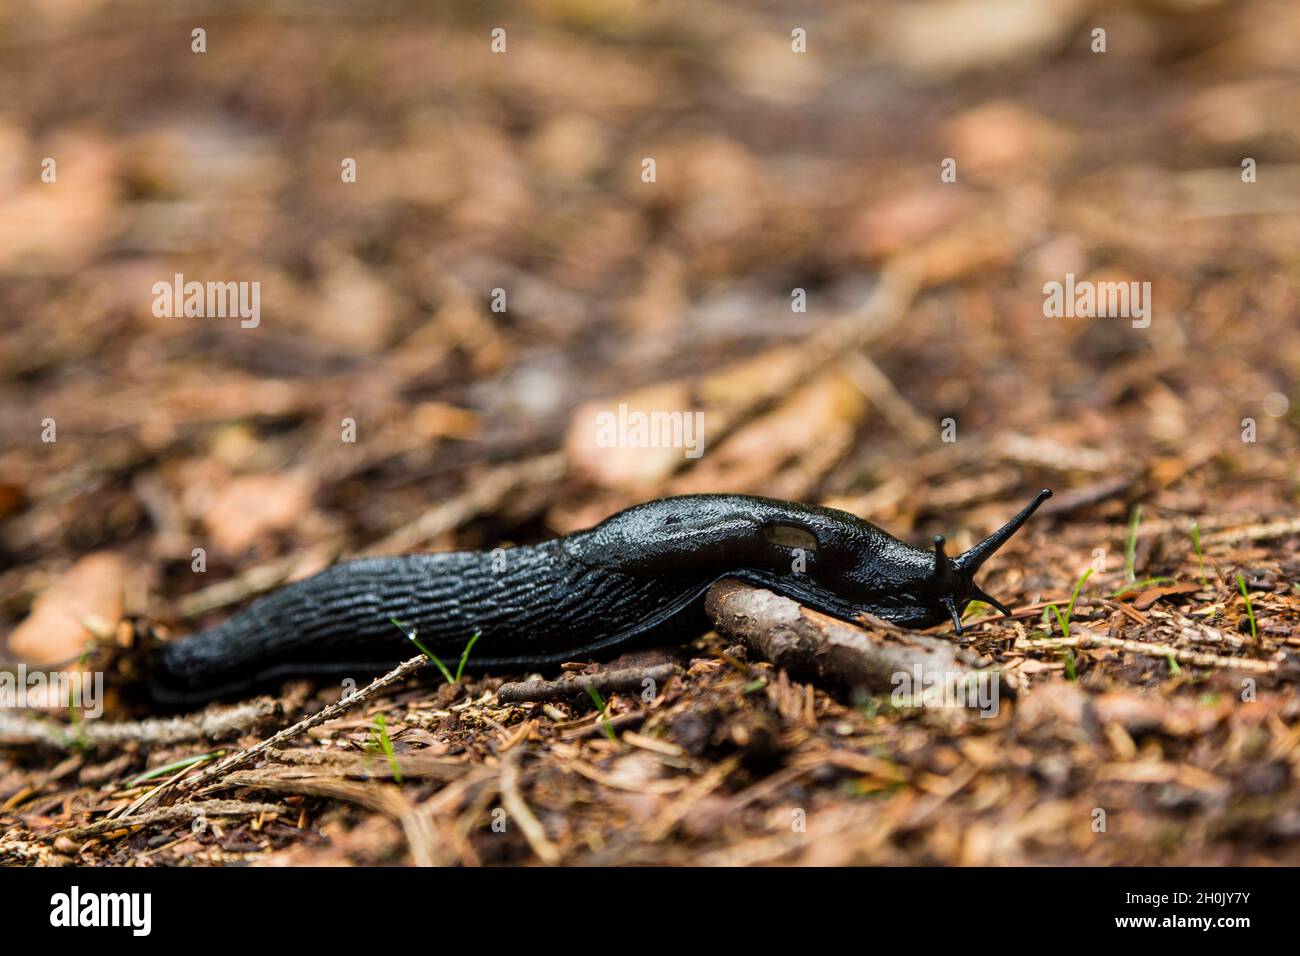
[151,489,1052,704]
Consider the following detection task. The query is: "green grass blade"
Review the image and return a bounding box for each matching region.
[1066,567,1093,621]
[1048,604,1068,640]
[370,714,402,783]
[1046,567,1093,641]
[391,616,454,683]
[1236,574,1257,641]
[127,751,223,787]
[585,685,617,741]
[455,630,482,683]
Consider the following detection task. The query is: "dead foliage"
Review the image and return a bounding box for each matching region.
[2,0,1298,866]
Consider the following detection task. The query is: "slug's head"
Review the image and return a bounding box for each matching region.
[844,489,1052,633]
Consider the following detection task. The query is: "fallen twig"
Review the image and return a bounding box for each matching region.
[66,799,283,840]
[0,697,281,750]
[158,653,429,802]
[1129,513,1299,543]
[1020,629,1280,672]
[1201,517,1300,547]
[497,663,677,704]
[704,580,1004,695]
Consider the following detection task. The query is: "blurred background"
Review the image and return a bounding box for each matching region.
[1,0,1299,867]
[4,0,1298,616]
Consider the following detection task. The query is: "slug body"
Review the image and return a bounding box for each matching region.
[152,490,1051,704]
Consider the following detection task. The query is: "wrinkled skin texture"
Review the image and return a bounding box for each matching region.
[152,491,1050,704]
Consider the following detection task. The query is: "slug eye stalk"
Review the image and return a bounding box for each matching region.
[954,488,1053,576]
[934,488,1053,634]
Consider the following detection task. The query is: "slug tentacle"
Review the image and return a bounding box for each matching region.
[970,586,1013,619]
[953,488,1053,575]
[941,595,964,634]
[928,488,1054,633]
[932,534,952,578]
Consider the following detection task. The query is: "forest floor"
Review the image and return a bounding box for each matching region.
[1,1,1298,865]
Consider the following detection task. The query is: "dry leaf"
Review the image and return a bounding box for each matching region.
[565,381,696,493]
[203,471,317,554]
[1128,582,1202,610]
[7,553,125,665]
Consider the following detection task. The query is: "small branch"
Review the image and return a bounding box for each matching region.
[1128,513,1300,543]
[704,580,1003,695]
[160,654,428,801]
[66,800,283,840]
[497,663,677,704]
[1020,631,1279,672]
[0,697,281,750]
[1201,517,1300,547]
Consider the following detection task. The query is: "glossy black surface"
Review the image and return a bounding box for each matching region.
[151,490,1051,704]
